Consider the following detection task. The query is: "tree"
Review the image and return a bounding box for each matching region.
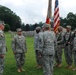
[66,12,76,30]
[0,5,22,31]
[25,24,30,31]
[4,24,10,31]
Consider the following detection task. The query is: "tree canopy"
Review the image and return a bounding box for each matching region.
[0,5,21,31]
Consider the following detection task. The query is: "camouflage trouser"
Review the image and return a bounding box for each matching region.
[64,45,73,65]
[35,50,42,65]
[0,57,4,75]
[42,55,54,75]
[55,45,63,64]
[73,51,76,67]
[14,53,25,68]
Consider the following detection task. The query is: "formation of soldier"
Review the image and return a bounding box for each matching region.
[34,24,76,75]
[0,20,76,75]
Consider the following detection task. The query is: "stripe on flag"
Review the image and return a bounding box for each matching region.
[54,0,60,32]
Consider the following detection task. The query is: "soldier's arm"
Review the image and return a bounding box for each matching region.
[12,37,16,53]
[25,38,27,53]
[34,35,37,50]
[57,33,64,44]
[38,33,43,52]
[53,33,57,47]
[0,33,6,58]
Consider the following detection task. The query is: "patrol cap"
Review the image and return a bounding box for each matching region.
[74,29,76,31]
[43,23,51,28]
[66,25,71,29]
[58,26,62,29]
[16,28,22,32]
[0,21,5,26]
[35,27,41,30]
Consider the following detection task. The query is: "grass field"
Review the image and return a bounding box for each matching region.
[3,32,76,75]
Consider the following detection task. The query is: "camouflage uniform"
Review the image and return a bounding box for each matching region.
[38,32,44,66]
[55,31,63,65]
[70,29,76,67]
[0,30,6,75]
[64,31,73,66]
[73,34,76,67]
[41,30,56,75]
[12,34,27,68]
[34,32,42,66]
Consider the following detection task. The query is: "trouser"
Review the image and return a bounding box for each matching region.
[42,55,54,75]
[0,57,4,75]
[64,45,73,65]
[73,51,76,67]
[55,45,63,64]
[14,53,25,68]
[35,50,42,65]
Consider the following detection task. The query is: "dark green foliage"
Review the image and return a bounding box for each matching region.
[4,24,10,31]
[0,5,21,31]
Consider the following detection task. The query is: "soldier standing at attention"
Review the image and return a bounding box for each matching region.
[70,29,76,71]
[41,23,56,75]
[0,21,6,75]
[55,26,63,67]
[64,25,73,69]
[34,27,42,68]
[12,28,27,72]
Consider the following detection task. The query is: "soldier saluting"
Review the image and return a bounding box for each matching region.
[12,28,27,72]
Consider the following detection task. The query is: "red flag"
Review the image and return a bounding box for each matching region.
[46,0,52,24]
[54,0,60,32]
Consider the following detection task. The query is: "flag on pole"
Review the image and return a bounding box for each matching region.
[46,0,52,24]
[54,0,60,32]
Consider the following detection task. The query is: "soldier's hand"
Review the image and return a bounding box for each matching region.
[14,52,17,54]
[39,55,42,58]
[0,54,5,58]
[68,42,70,44]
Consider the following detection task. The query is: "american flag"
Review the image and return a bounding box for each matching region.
[54,0,60,32]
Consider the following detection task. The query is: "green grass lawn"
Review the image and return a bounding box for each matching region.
[3,32,76,75]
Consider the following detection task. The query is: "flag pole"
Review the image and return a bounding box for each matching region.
[46,0,52,24]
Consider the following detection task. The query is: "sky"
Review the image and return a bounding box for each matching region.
[0,0,76,24]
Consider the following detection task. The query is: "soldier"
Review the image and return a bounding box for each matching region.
[41,23,56,75]
[12,28,27,72]
[70,29,76,71]
[63,25,73,69]
[37,25,46,68]
[0,21,6,75]
[34,27,42,68]
[55,26,63,67]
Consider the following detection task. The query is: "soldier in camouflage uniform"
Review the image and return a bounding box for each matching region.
[63,25,73,69]
[70,29,76,71]
[0,21,6,75]
[37,25,46,68]
[34,27,42,68]
[12,28,27,72]
[55,26,63,67]
[40,23,56,75]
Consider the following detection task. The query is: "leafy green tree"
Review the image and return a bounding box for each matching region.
[4,24,10,31]
[66,12,76,30]
[0,5,21,31]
